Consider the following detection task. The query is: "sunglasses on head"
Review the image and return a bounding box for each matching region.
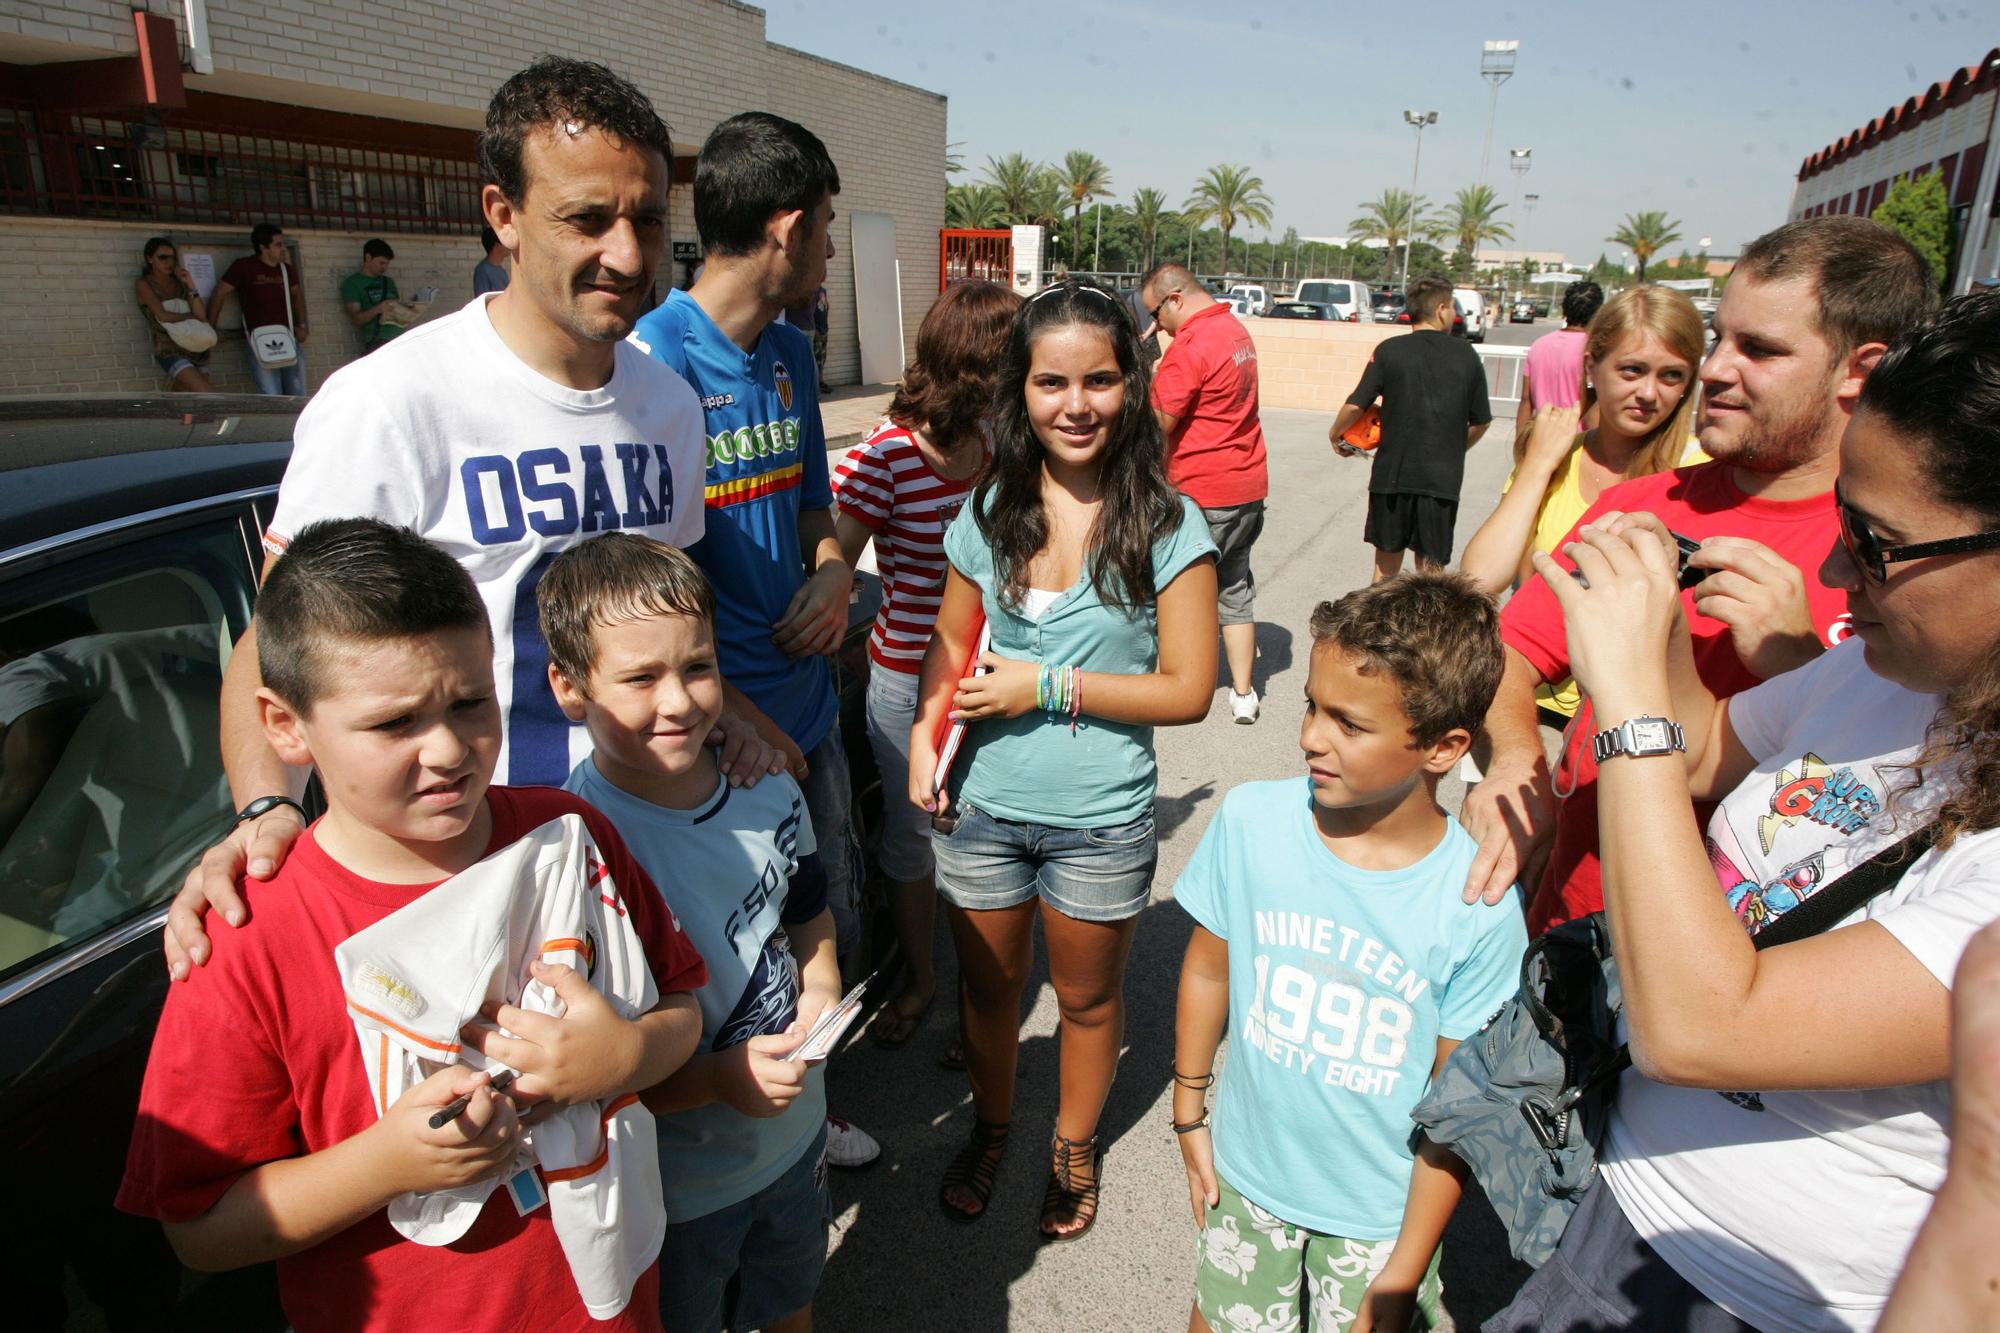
[1835,485,2000,582]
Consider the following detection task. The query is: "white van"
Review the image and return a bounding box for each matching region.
[1226,284,1270,316]
[1294,279,1375,322]
[1453,287,1488,343]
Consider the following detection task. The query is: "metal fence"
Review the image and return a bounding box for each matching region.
[1476,344,1527,407]
[0,103,483,235]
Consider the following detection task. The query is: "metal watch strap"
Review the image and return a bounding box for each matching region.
[1591,716,1686,764]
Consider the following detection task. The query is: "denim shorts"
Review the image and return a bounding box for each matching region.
[863,666,934,882]
[931,801,1157,922]
[153,351,199,379]
[656,1123,830,1333]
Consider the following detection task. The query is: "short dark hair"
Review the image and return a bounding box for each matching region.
[1308,572,1502,747]
[537,532,715,691]
[480,224,502,253]
[1735,216,1936,359]
[251,223,283,251]
[259,519,489,715]
[1562,280,1605,327]
[1859,286,2000,526]
[693,112,841,258]
[1139,261,1196,296]
[362,238,394,261]
[889,281,1021,452]
[1405,276,1455,324]
[479,56,673,205]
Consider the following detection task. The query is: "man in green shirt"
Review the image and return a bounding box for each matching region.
[340,238,402,354]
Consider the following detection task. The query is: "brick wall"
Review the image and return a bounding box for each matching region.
[1156,318,1405,415]
[4,0,947,392]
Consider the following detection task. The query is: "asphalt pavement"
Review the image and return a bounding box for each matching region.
[816,403,1528,1333]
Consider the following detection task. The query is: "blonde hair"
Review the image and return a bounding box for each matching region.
[1567,285,1706,478]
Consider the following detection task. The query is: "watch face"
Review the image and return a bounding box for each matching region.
[1631,719,1672,750]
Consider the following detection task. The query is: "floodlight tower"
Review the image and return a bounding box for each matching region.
[1504,148,1532,280]
[1402,108,1438,289]
[1479,40,1519,186]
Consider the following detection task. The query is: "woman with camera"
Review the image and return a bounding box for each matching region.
[1485,288,2000,1331]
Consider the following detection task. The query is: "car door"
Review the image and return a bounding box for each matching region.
[0,497,285,1330]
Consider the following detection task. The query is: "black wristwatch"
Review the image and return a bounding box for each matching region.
[1590,715,1687,764]
[234,794,308,827]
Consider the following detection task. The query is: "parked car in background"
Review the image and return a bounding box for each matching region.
[1452,287,1488,343]
[1219,291,1257,318]
[0,394,894,1330]
[1293,279,1374,322]
[1226,284,1269,315]
[1534,297,1553,318]
[1372,289,1406,321]
[1511,298,1537,323]
[1265,301,1337,321]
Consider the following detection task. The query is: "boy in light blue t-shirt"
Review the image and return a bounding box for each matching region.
[1173,573,1528,1333]
[537,533,840,1333]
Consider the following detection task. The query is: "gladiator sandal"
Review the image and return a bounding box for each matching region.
[1038,1132,1104,1243]
[940,1118,1009,1221]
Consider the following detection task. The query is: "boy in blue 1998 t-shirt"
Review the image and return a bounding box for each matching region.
[1172,573,1527,1333]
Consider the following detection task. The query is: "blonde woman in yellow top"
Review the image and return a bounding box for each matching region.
[1460,285,1707,721]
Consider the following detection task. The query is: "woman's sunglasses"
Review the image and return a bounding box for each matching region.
[1835,485,2000,582]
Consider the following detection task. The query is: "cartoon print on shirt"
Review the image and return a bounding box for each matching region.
[1757,751,1882,853]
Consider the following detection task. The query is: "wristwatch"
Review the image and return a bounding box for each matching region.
[1590,715,1686,764]
[234,794,308,827]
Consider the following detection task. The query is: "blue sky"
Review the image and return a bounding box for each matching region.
[763,0,1991,266]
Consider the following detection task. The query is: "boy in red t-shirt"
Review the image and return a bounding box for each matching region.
[117,519,707,1333]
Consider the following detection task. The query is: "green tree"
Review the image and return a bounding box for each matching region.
[1130,187,1172,273]
[1607,210,1683,282]
[1055,150,1114,267]
[946,183,1007,229]
[1183,164,1274,275]
[981,153,1046,223]
[1873,169,1950,288]
[1349,188,1426,284]
[1436,185,1512,261]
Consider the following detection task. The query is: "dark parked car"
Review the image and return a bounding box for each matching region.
[1264,301,1337,321]
[0,396,889,1329]
[1372,290,1406,320]
[1511,299,1537,323]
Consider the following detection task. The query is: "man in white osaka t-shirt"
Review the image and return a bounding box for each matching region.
[162,58,779,977]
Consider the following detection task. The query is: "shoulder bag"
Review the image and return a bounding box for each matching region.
[1410,822,1938,1265]
[249,262,299,370]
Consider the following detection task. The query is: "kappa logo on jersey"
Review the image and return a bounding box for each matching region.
[773,358,794,411]
[458,443,679,547]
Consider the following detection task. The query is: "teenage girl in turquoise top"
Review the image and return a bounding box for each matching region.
[909,279,1219,1240]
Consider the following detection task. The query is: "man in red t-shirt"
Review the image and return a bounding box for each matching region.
[1459,217,1937,927]
[1141,262,1269,722]
[214,222,309,396]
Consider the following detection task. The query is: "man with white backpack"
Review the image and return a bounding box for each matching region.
[214,222,309,395]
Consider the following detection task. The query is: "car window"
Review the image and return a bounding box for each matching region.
[0,516,253,980]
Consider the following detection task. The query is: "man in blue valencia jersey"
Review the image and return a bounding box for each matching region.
[632,113,879,1169]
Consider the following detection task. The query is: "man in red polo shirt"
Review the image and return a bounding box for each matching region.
[1140,262,1269,723]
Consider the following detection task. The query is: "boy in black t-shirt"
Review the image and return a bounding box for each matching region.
[1330,276,1493,580]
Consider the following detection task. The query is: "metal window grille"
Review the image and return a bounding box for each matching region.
[0,102,481,235]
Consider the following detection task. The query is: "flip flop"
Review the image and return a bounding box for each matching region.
[870,997,931,1050]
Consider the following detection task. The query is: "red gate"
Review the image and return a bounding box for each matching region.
[939,228,1012,292]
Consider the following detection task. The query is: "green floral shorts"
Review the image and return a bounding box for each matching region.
[1193,1175,1445,1333]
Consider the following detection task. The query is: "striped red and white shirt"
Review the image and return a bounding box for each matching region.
[833,420,979,674]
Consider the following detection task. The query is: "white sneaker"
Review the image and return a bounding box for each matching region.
[1230,689,1259,725]
[824,1115,880,1168]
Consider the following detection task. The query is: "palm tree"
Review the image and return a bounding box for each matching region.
[1608,210,1684,282]
[1024,167,1068,232]
[1130,187,1171,272]
[1438,185,1512,261]
[1349,188,1426,283]
[1055,150,1114,267]
[1183,164,1274,276]
[946,184,1007,229]
[981,153,1045,224]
